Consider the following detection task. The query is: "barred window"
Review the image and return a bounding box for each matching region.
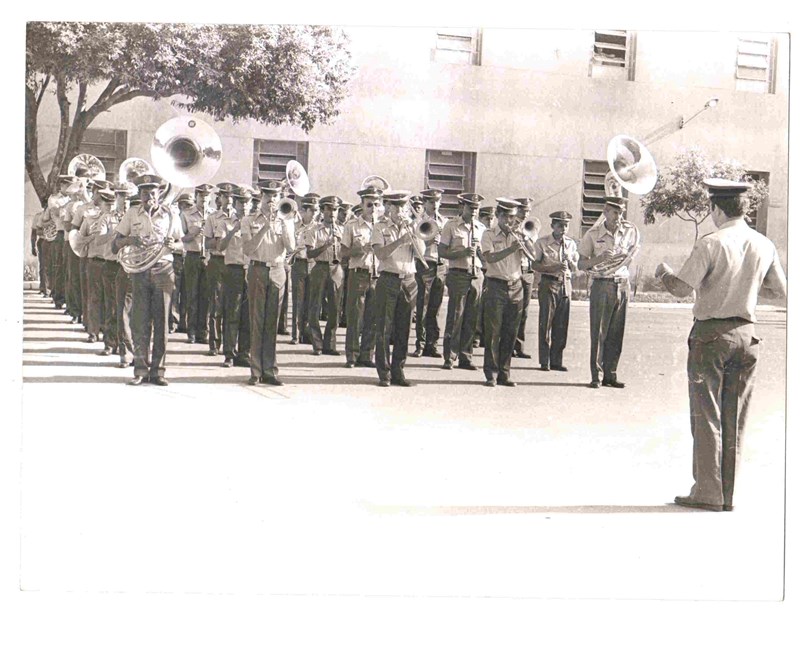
[589,30,636,80]
[424,150,477,218]
[736,36,776,94]
[253,139,309,187]
[433,28,482,65]
[581,160,610,235]
[78,128,127,183]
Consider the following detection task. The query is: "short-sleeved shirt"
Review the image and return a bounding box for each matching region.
[240,213,294,265]
[203,209,227,256]
[46,193,70,231]
[220,216,247,267]
[533,234,579,279]
[291,222,315,261]
[32,210,44,231]
[675,218,783,323]
[481,225,523,281]
[79,206,108,259]
[577,219,638,279]
[101,211,124,261]
[304,222,344,263]
[440,217,485,271]
[180,208,205,254]
[71,201,98,232]
[342,217,375,270]
[64,199,87,230]
[418,213,447,261]
[115,204,184,267]
[371,220,415,277]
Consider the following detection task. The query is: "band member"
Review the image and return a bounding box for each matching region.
[410,188,447,358]
[480,198,533,387]
[44,175,73,310]
[371,190,419,387]
[114,189,135,368]
[513,197,539,359]
[341,187,381,368]
[178,192,203,344]
[203,183,235,356]
[30,209,46,295]
[218,186,251,368]
[241,180,295,386]
[655,179,786,512]
[63,179,90,323]
[169,213,186,335]
[337,201,354,329]
[289,194,319,345]
[531,211,579,371]
[439,193,486,371]
[474,205,496,348]
[112,174,184,386]
[578,195,638,388]
[79,187,116,345]
[96,187,126,357]
[305,196,345,356]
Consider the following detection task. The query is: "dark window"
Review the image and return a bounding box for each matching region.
[433,28,482,65]
[78,128,127,183]
[425,150,477,218]
[580,160,630,235]
[590,30,636,81]
[253,139,309,187]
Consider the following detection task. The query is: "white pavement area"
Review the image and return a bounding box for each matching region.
[11,289,796,646]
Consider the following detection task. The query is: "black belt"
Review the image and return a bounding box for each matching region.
[250,260,279,268]
[486,276,522,288]
[540,273,564,281]
[315,260,340,265]
[185,250,203,256]
[697,316,752,324]
[350,267,372,274]
[449,267,476,274]
[225,263,246,268]
[594,276,627,283]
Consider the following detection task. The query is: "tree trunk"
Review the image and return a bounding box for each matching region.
[24,87,48,207]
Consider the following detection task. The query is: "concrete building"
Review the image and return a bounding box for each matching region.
[24,27,789,284]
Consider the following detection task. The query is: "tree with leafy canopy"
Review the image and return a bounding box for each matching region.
[26,22,354,206]
[641,148,769,242]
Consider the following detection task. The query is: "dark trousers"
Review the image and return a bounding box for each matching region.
[248,263,286,381]
[101,260,119,352]
[206,255,225,351]
[344,267,377,363]
[414,260,446,352]
[290,259,311,343]
[222,264,251,363]
[514,271,536,354]
[36,238,47,293]
[80,256,90,326]
[588,278,628,382]
[130,266,175,379]
[115,266,133,362]
[340,263,350,328]
[85,257,105,336]
[686,318,760,508]
[183,252,209,340]
[374,272,417,382]
[65,240,81,317]
[483,277,524,381]
[443,269,482,364]
[278,262,290,332]
[42,238,55,297]
[307,262,344,353]
[537,275,571,369]
[170,254,185,332]
[51,232,65,306]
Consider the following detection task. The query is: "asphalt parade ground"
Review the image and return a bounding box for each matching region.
[18,288,789,604]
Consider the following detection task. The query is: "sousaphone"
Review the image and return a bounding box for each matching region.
[605,135,657,196]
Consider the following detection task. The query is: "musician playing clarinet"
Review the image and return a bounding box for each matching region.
[577,195,638,389]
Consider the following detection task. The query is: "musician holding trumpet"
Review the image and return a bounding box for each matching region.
[577,195,638,389]
[241,179,295,387]
[111,174,184,386]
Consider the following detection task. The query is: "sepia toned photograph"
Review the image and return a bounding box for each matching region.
[9,8,796,647]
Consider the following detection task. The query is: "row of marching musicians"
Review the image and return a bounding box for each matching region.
[34,172,637,389]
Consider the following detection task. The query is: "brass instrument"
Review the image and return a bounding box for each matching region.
[119,117,222,274]
[360,175,391,192]
[278,197,299,218]
[284,160,310,197]
[42,218,58,242]
[509,228,537,263]
[413,219,440,242]
[118,158,154,195]
[588,225,641,277]
[520,216,541,240]
[68,154,106,183]
[398,202,428,269]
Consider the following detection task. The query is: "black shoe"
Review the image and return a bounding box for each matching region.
[128,376,146,386]
[539,365,550,371]
[261,376,284,387]
[290,338,298,345]
[551,365,568,372]
[355,360,375,368]
[207,347,218,356]
[674,496,723,512]
[277,329,289,336]
[312,350,322,356]
[86,334,97,343]
[345,361,356,368]
[196,337,208,344]
[97,348,112,356]
[484,378,497,387]
[322,349,341,356]
[233,358,251,368]
[472,340,480,348]
[169,324,178,333]
[378,379,391,387]
[129,360,135,367]
[457,362,478,371]
[427,349,442,358]
[497,377,517,387]
[602,379,626,388]
[151,377,169,387]
[409,348,423,358]
[247,376,260,386]
[390,377,412,387]
[117,360,128,369]
[515,351,532,359]
[187,336,196,344]
[70,316,79,324]
[223,358,233,368]
[442,361,453,370]
[589,380,600,389]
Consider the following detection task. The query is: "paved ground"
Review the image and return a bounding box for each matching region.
[19,289,788,603]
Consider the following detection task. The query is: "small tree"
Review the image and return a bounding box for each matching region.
[641,148,769,241]
[26,22,354,207]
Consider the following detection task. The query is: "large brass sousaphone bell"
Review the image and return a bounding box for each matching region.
[118,157,154,194]
[605,135,657,196]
